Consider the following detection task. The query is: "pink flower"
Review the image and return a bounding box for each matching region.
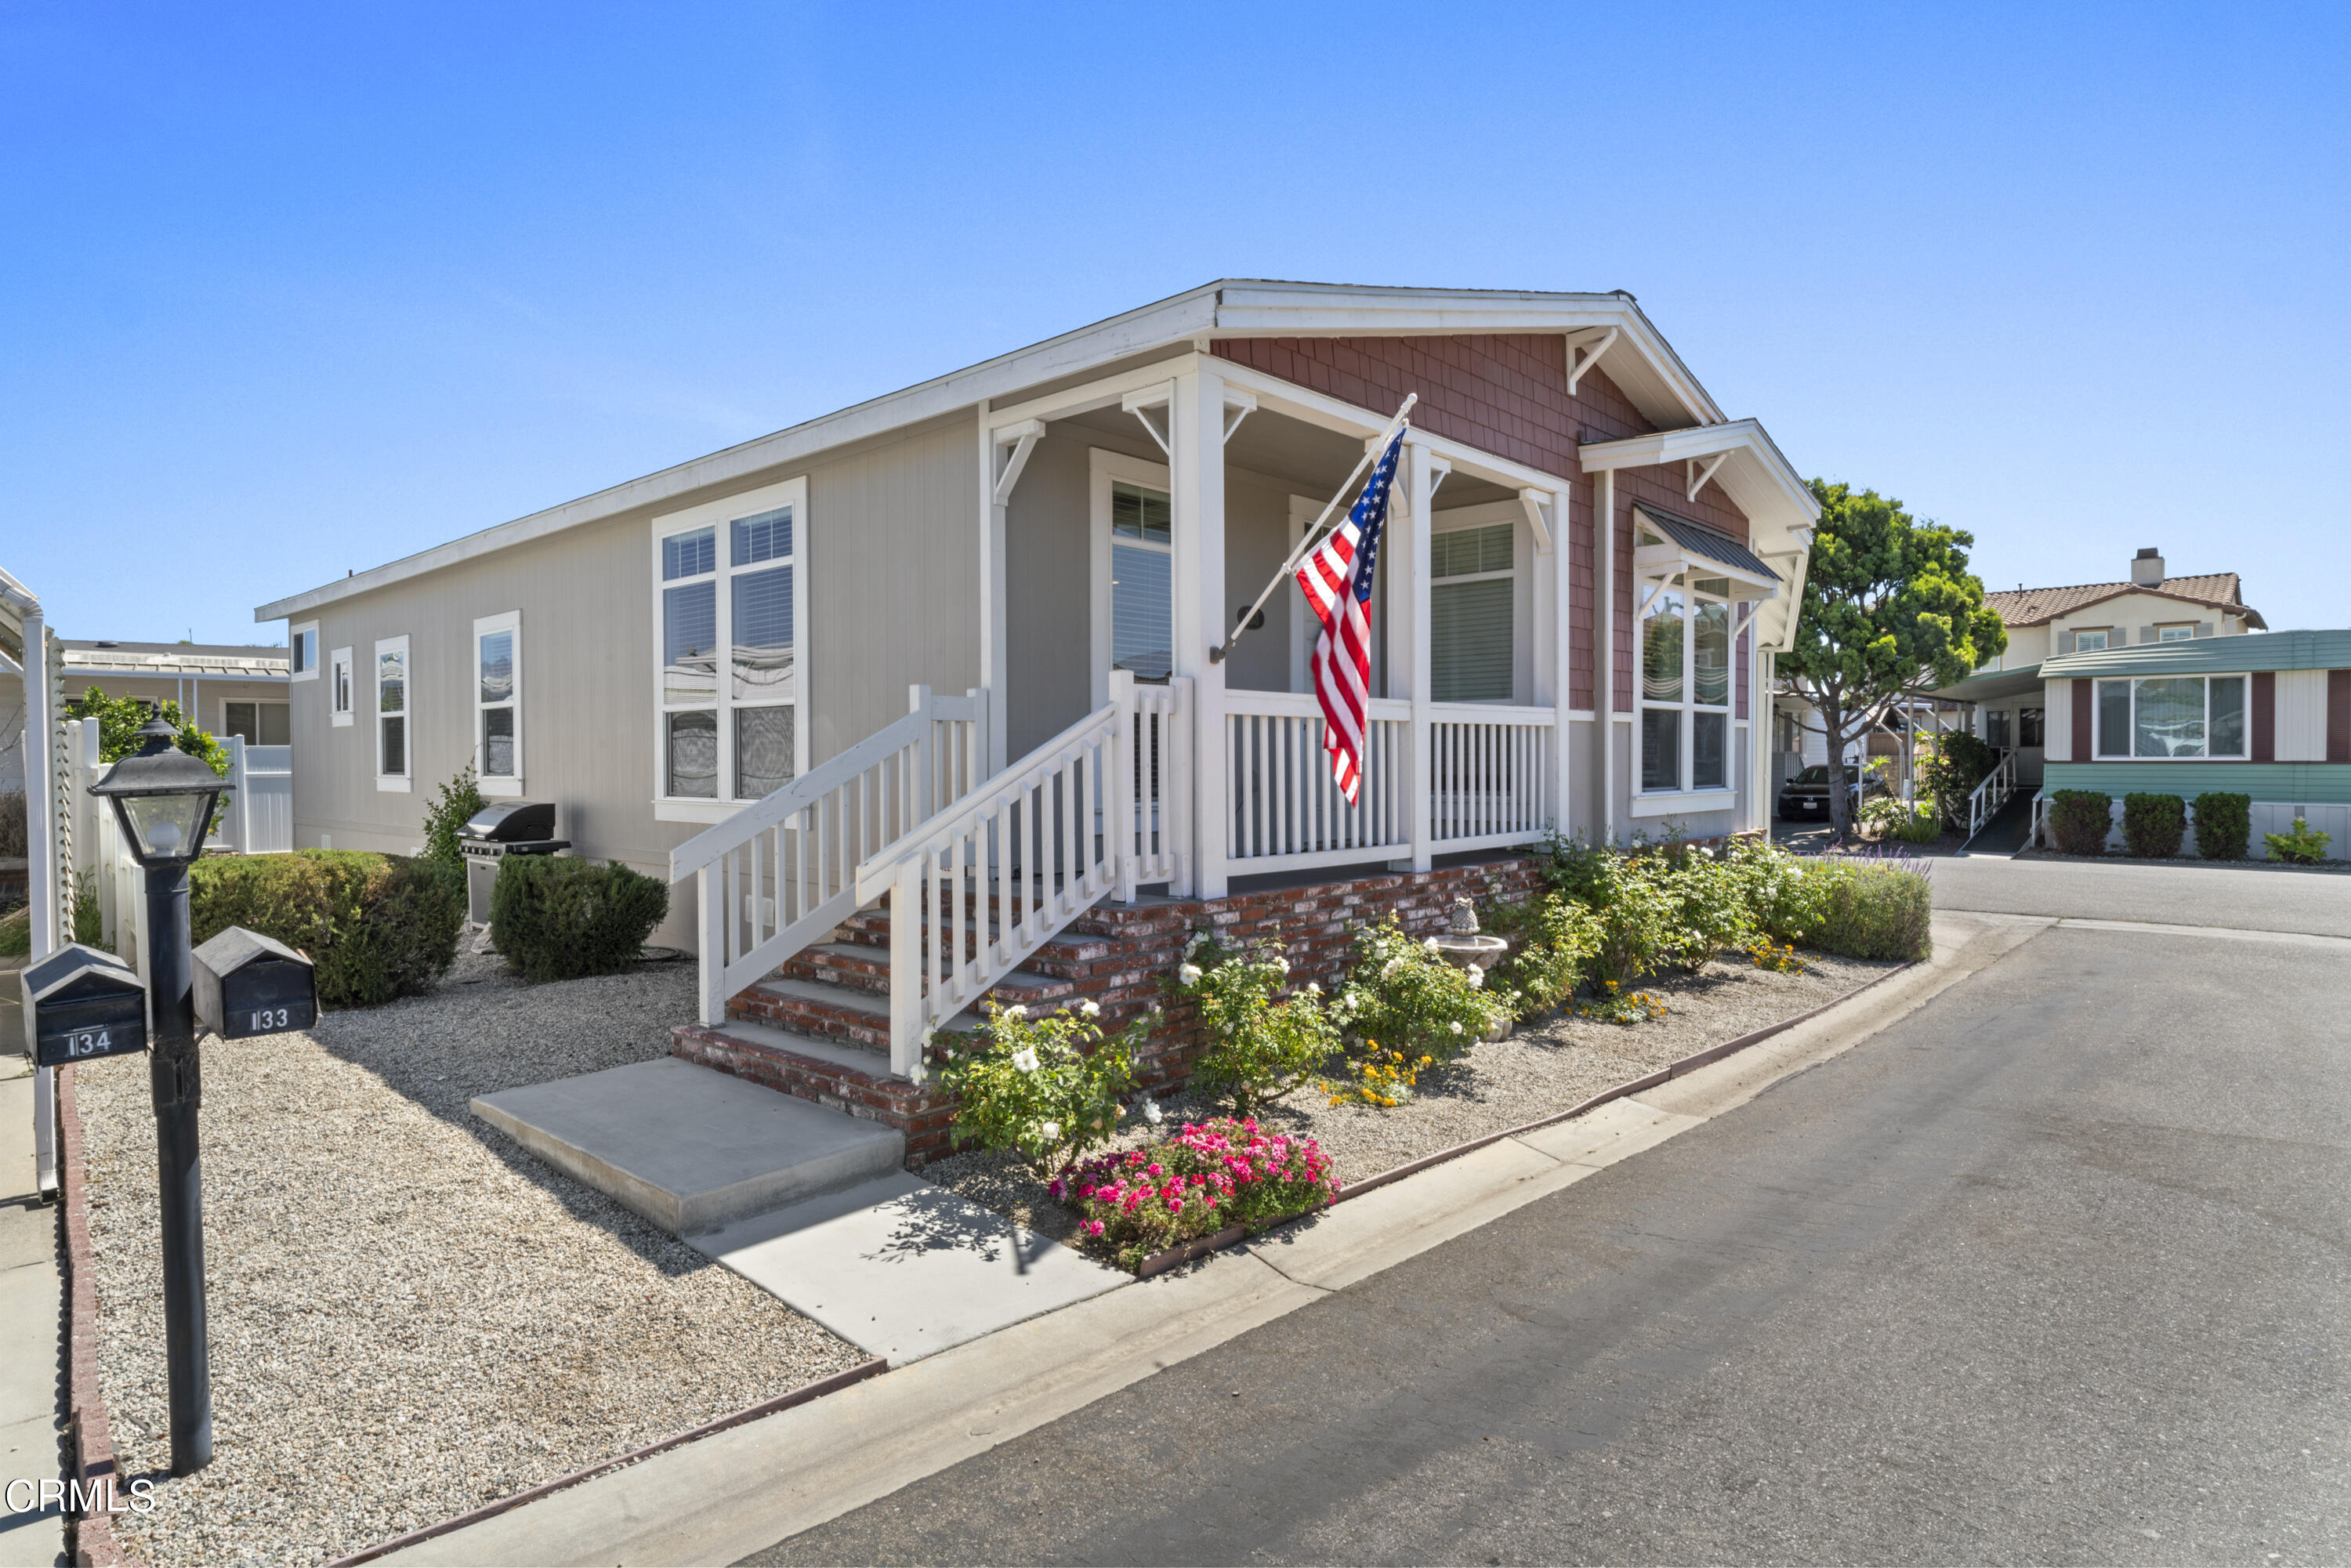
[1168,1198,1185,1213]
[1147,1163,1164,1177]
[1086,1219,1105,1237]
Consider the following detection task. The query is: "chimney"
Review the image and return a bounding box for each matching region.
[2132,547,2164,587]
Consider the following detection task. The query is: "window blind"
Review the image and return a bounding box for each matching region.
[1432,577,1512,702]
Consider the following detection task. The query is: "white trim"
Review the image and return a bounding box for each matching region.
[328,646,354,727]
[654,799,741,825]
[1630,788,1737,819]
[374,633,411,791]
[473,610,523,796]
[1089,447,1173,712]
[647,475,810,809]
[288,621,320,682]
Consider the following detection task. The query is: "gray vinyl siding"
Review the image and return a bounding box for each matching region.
[284,413,984,952]
[1003,426,1101,759]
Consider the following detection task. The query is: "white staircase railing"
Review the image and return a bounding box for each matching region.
[672,685,988,1027]
[856,672,1192,1081]
[1965,751,2017,842]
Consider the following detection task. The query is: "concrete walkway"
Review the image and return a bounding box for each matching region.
[0,983,68,1567]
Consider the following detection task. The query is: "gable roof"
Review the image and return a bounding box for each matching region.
[1983,573,2265,630]
[255,281,1743,623]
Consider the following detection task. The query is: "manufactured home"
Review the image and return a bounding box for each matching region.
[255,281,1820,1155]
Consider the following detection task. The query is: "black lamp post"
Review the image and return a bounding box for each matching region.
[89,715,224,1476]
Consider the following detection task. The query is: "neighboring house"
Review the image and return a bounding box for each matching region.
[60,639,295,743]
[1938,548,2264,789]
[250,281,1820,1153]
[2032,628,2351,858]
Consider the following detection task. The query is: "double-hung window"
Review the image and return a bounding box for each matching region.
[2094,674,2248,759]
[1110,480,1173,681]
[1639,578,1735,793]
[1431,521,1515,703]
[375,635,411,791]
[474,611,522,795]
[329,646,354,727]
[653,477,806,810]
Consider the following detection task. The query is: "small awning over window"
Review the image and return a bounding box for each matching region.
[1632,505,1782,599]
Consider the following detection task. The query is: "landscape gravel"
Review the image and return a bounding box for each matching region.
[926,951,1899,1247]
[74,947,863,1568]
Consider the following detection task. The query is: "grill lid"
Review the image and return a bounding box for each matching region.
[458,800,556,842]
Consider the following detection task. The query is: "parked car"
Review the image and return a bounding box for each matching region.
[1777,764,1887,820]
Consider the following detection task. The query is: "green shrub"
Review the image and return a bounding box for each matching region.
[1537,831,1618,905]
[936,1001,1144,1174]
[1721,839,1830,946]
[419,765,486,872]
[1490,893,1600,1020]
[2121,792,2186,858]
[2048,790,2114,856]
[0,789,26,859]
[489,856,669,982]
[1805,858,1934,960]
[1329,916,1509,1062]
[1168,937,1340,1114]
[0,905,27,959]
[2190,792,2251,860]
[1918,732,1998,825]
[2264,817,2334,865]
[190,849,463,1006]
[67,686,232,839]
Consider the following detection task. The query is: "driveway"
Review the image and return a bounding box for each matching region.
[749,862,2351,1565]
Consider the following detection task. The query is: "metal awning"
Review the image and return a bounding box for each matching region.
[1631,505,1782,599]
[1933,664,2045,703]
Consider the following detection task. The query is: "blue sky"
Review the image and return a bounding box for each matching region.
[4,2,2345,644]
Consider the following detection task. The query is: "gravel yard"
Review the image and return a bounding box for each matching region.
[74,947,864,1568]
[927,951,1900,1247]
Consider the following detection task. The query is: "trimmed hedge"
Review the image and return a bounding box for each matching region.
[2191,791,2251,860]
[189,850,464,1007]
[2049,790,2114,856]
[490,856,669,982]
[2121,792,2186,859]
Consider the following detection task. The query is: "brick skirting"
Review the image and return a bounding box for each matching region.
[671,854,1546,1167]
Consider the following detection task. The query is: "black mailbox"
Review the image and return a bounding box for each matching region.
[20,943,149,1068]
[193,927,318,1039]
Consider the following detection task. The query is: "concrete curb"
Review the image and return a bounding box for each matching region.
[379,912,2041,1566]
[326,1357,887,1568]
[56,1063,142,1568]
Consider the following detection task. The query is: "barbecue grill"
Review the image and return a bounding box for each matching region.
[458,801,570,929]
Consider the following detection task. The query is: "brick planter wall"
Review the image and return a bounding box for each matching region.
[672,854,1547,1168]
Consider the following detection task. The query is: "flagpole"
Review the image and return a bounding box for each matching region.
[1208,393,1416,664]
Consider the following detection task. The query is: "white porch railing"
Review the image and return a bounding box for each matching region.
[1428,702,1555,850]
[856,673,1193,1081]
[1225,692,1411,871]
[1224,692,1554,873]
[672,686,989,1027]
[1965,751,2016,841]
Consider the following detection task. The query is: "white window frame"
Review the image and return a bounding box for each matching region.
[1089,447,1174,712]
[649,475,810,823]
[375,634,412,792]
[328,646,354,727]
[2092,673,2250,761]
[1632,574,1738,814]
[1429,500,1532,706]
[290,620,320,682]
[473,610,523,797]
[2157,622,2196,643]
[2072,628,2110,654]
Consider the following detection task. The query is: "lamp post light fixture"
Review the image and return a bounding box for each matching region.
[89,714,225,1476]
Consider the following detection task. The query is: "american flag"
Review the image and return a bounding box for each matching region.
[1295,430,1404,804]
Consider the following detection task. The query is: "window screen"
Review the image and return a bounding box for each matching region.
[736,705,795,798]
[667,710,718,798]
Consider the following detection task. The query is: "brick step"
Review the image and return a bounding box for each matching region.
[834,910,1118,972]
[773,943,1077,1005]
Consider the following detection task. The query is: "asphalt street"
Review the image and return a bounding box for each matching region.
[1930,855,2351,938]
[750,872,2350,1564]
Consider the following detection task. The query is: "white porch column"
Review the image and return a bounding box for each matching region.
[976,400,1009,777]
[1594,466,1617,843]
[1399,438,1434,872]
[1171,368,1226,898]
[22,610,56,958]
[1537,485,1570,835]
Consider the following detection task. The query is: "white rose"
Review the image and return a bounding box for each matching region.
[1274,955,1290,973]
[1039,1121,1061,1142]
[1465,966,1484,988]
[1003,1005,1027,1020]
[1011,1047,1040,1073]
[1449,1021,1463,1034]
[1143,1098,1164,1124]
[1179,964,1203,985]
[921,1023,937,1043]
[1306,981,1321,994]
[1079,999,1100,1017]
[1424,936,1440,954]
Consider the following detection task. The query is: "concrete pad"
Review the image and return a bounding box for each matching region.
[384,1251,1313,1568]
[1516,1096,1704,1167]
[1249,1137,1573,1292]
[470,1058,904,1236]
[692,1172,1128,1363]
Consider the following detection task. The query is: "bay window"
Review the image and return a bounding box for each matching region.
[2094,674,2248,759]
[1640,578,1735,794]
[653,477,806,813]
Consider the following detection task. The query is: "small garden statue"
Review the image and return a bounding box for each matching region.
[1448,895,1480,936]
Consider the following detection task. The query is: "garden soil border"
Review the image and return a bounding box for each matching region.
[57,1062,141,1568]
[1132,958,1919,1280]
[323,1358,887,1568]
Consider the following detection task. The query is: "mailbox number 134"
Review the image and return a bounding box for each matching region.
[250,1008,292,1031]
[63,1030,114,1058]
